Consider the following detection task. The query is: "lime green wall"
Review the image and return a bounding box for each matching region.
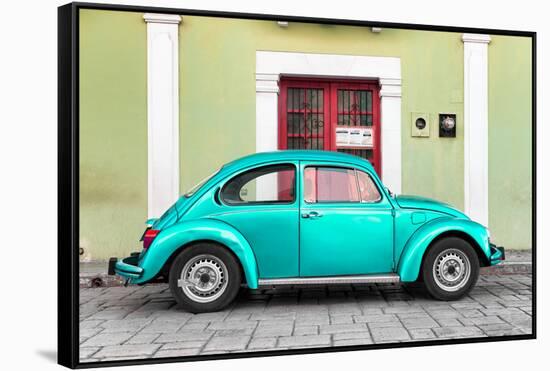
[179,17,465,209]
[488,36,532,249]
[79,10,532,260]
[79,10,147,260]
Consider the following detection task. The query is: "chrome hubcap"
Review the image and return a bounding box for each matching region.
[433,248,471,292]
[177,254,228,303]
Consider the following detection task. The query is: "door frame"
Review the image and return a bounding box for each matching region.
[255,50,403,194]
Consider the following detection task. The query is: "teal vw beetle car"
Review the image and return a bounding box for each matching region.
[108,150,504,313]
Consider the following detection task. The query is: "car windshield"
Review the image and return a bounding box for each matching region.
[183,169,219,197]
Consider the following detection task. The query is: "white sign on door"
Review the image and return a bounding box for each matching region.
[335,126,373,148]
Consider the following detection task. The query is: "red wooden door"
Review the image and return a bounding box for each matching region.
[279,78,381,176]
[278,80,331,152]
[329,81,381,174]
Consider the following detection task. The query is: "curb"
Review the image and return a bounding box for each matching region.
[80,261,531,288]
[80,273,127,288]
[480,261,532,275]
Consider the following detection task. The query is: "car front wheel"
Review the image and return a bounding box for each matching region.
[169,243,241,313]
[421,237,480,301]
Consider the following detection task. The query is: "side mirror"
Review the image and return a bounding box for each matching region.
[385,187,394,197]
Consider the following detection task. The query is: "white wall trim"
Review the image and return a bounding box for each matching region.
[144,14,182,218]
[462,33,491,44]
[463,33,491,226]
[255,51,402,193]
[143,13,182,24]
[256,73,280,93]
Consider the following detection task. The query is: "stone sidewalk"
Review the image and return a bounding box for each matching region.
[79,274,532,362]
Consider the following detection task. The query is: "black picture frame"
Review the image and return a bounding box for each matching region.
[58,2,537,368]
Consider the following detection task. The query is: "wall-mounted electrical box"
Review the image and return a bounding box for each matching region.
[411,113,430,137]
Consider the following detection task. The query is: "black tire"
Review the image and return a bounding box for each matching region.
[421,237,480,301]
[169,243,241,313]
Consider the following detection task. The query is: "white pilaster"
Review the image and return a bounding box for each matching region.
[255,73,280,201]
[462,33,491,226]
[379,78,402,194]
[255,73,280,154]
[144,13,181,218]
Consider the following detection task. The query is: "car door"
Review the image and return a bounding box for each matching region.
[299,162,394,277]
[213,162,299,279]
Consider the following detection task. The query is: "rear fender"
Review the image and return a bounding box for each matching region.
[134,218,259,288]
[397,217,490,282]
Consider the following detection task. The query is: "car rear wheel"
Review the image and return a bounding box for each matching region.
[169,243,241,313]
[421,237,479,301]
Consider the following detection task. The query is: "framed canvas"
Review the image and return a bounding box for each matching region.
[58,2,536,368]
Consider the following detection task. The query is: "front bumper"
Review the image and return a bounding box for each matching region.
[489,243,505,265]
[108,252,144,280]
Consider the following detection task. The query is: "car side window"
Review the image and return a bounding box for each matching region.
[221,164,296,205]
[304,167,360,203]
[357,170,382,203]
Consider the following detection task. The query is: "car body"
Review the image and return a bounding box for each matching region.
[109,150,505,312]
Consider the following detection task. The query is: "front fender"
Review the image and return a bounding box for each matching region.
[134,218,259,288]
[397,217,490,282]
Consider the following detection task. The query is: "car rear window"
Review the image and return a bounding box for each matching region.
[221,164,296,205]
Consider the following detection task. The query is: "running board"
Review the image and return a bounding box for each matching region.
[258,273,400,287]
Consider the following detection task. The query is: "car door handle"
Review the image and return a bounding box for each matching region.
[302,211,323,219]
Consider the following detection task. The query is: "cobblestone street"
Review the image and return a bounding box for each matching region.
[79,274,532,362]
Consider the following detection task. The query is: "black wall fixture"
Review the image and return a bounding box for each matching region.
[439,113,457,137]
